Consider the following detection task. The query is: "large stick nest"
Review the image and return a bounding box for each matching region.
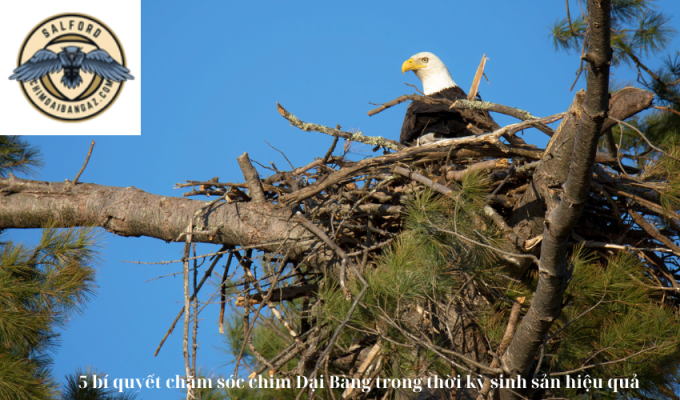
[176,87,679,394]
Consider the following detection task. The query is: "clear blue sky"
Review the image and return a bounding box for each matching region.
[7,1,680,398]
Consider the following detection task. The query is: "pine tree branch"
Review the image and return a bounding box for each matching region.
[509,87,654,262]
[0,174,314,253]
[477,300,524,400]
[625,48,680,103]
[612,117,680,161]
[500,1,612,398]
[548,345,661,376]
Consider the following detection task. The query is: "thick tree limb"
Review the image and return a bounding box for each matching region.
[500,1,612,398]
[0,174,313,253]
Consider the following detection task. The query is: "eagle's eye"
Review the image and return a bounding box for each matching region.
[422,57,428,63]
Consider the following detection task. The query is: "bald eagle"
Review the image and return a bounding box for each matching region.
[400,52,498,145]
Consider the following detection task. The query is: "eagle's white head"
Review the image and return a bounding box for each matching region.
[401,52,457,95]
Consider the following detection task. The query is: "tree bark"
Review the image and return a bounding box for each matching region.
[500,1,612,398]
[0,174,312,254]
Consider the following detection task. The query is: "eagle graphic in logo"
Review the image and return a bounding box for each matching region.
[10,46,133,89]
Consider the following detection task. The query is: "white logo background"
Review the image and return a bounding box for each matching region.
[0,0,141,135]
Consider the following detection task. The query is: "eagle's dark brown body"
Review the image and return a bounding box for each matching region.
[399,86,499,145]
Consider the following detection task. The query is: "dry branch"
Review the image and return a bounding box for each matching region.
[477,299,524,400]
[627,206,680,256]
[73,140,95,185]
[237,152,266,203]
[368,94,533,121]
[468,54,488,101]
[155,249,228,357]
[235,284,318,306]
[182,223,194,399]
[277,103,405,151]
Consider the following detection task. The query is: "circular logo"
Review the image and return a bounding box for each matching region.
[10,13,133,122]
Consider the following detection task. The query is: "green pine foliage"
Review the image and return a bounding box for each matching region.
[648,139,680,217]
[547,248,680,399]
[0,136,101,399]
[551,0,676,66]
[61,367,138,400]
[222,312,296,371]
[212,311,341,400]
[648,53,680,103]
[0,227,100,400]
[218,311,307,399]
[0,136,42,178]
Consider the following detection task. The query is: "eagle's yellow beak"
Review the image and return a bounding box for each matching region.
[402,58,426,74]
